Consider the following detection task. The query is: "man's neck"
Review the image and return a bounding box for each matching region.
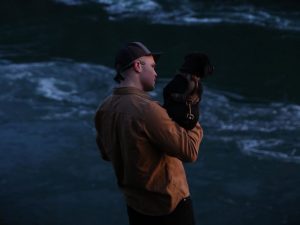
[118,79,143,91]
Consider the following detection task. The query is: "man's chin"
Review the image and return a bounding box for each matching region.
[144,83,155,92]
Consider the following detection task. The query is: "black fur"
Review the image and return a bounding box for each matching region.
[163,52,213,130]
[163,74,202,130]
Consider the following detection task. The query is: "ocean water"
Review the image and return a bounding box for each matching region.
[0,0,300,225]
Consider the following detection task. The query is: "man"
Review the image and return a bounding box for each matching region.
[163,52,214,130]
[94,42,203,225]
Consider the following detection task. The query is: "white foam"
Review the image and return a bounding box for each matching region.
[36,78,78,101]
[105,0,160,15]
[202,87,300,133]
[238,139,300,164]
[190,86,300,164]
[0,60,116,121]
[54,0,300,32]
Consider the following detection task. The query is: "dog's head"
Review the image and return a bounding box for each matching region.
[179,52,214,78]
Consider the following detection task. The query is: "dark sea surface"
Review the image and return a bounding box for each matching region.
[0,0,300,224]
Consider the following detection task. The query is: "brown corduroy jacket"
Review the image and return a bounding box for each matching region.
[94,87,203,216]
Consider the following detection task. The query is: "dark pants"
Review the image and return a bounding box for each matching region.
[127,197,196,225]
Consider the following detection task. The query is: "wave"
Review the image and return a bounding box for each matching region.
[238,139,300,163]
[0,59,299,164]
[54,0,300,32]
[201,88,300,164]
[0,60,115,121]
[0,60,114,102]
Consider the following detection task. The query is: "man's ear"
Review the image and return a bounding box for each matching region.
[132,61,143,73]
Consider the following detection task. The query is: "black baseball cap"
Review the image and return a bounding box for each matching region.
[114,42,161,83]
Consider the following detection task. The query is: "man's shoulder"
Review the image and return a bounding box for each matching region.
[141,100,169,122]
[96,95,113,111]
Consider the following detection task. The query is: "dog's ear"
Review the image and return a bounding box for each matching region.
[180,52,213,77]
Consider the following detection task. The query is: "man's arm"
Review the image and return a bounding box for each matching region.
[143,102,203,162]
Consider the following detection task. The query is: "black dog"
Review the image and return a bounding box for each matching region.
[163,52,214,130]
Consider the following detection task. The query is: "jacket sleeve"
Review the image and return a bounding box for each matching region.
[143,102,203,162]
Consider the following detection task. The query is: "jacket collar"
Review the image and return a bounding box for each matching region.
[113,87,152,100]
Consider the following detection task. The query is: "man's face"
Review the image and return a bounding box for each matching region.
[139,56,157,91]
